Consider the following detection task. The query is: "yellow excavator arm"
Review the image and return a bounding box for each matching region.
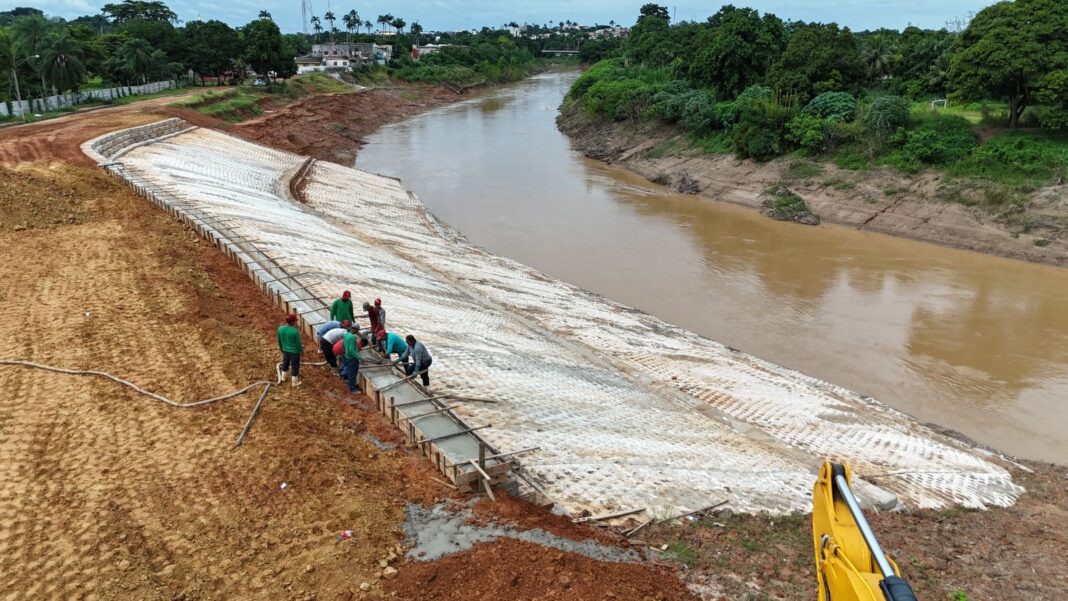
[812,462,919,601]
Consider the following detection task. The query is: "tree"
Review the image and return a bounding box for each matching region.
[639,4,670,22]
[376,14,393,32]
[102,0,177,24]
[766,22,866,101]
[258,10,272,20]
[391,17,406,35]
[410,21,423,44]
[241,18,295,80]
[38,29,86,98]
[12,14,52,107]
[311,15,322,42]
[113,37,160,83]
[343,10,359,43]
[864,32,895,82]
[185,20,241,84]
[324,11,336,42]
[949,0,1068,127]
[687,6,786,99]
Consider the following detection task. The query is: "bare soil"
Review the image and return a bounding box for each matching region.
[232,87,460,165]
[633,462,1068,600]
[557,105,1068,268]
[0,90,699,601]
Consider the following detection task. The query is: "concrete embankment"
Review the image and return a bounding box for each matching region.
[86,119,1022,517]
[557,103,1068,268]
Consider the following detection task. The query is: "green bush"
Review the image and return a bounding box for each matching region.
[866,95,911,135]
[786,113,833,153]
[585,78,658,120]
[901,116,978,165]
[951,131,1068,184]
[732,99,797,160]
[679,91,721,134]
[1040,108,1068,131]
[802,91,856,122]
[719,84,773,127]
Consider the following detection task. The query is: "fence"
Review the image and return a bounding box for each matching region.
[0,79,180,118]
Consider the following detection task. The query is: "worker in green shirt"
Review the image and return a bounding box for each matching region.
[340,324,362,394]
[277,313,303,387]
[330,290,355,323]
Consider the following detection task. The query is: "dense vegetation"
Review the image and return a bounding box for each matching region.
[568,1,1068,188]
[379,32,546,89]
[0,1,299,113]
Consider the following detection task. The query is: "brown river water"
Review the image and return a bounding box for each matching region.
[357,71,1068,464]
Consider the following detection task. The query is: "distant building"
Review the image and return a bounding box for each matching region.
[296,42,393,73]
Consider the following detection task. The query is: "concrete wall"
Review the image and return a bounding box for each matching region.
[1,80,178,118]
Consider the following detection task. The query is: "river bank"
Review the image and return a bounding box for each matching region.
[557,103,1068,268]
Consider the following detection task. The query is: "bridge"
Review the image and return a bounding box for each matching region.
[541,49,579,55]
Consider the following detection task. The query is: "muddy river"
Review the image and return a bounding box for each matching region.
[357,71,1068,464]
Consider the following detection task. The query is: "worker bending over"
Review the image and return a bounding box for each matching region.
[340,324,362,394]
[318,320,349,370]
[404,334,433,386]
[330,290,355,323]
[378,331,408,364]
[276,313,303,387]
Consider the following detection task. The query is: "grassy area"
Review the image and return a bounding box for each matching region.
[172,74,352,123]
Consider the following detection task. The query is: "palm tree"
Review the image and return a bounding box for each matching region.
[311,16,323,42]
[258,10,272,20]
[364,19,373,34]
[324,11,336,43]
[865,33,895,82]
[410,21,423,45]
[12,14,51,109]
[343,10,359,44]
[376,14,393,33]
[38,30,85,103]
[391,17,405,34]
[116,38,156,84]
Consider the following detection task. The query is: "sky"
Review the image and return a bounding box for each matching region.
[12,0,998,34]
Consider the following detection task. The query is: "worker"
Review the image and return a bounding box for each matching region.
[330,290,355,324]
[331,336,346,380]
[340,324,362,394]
[319,320,349,370]
[316,318,345,341]
[276,313,303,387]
[362,301,383,342]
[374,297,386,330]
[378,331,408,364]
[404,334,433,386]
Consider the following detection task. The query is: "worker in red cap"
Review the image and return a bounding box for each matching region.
[330,290,355,324]
[362,301,383,344]
[276,313,303,387]
[374,297,386,331]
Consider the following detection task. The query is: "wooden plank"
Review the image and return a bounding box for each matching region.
[573,507,647,524]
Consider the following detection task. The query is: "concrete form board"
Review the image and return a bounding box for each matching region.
[84,121,1021,516]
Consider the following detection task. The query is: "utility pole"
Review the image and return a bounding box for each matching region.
[11,68,25,123]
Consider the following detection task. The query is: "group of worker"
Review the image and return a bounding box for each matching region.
[275,290,433,395]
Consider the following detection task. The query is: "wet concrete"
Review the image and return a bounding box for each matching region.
[403,503,638,562]
[358,71,1068,464]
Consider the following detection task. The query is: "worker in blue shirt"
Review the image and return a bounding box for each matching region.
[377,331,408,364]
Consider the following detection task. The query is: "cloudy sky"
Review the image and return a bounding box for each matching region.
[15,0,998,33]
